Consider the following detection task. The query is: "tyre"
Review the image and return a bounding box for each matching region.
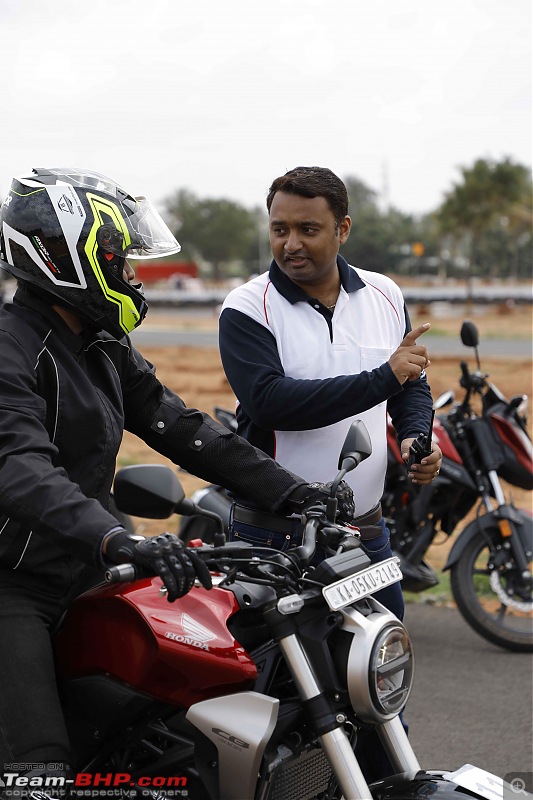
[450,526,533,652]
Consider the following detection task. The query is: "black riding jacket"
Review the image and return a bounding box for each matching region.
[0,286,305,588]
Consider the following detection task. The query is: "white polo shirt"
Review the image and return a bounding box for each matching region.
[219,256,432,515]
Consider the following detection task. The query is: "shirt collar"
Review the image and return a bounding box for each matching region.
[268,254,365,304]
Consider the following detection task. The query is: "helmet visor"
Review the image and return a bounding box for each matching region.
[121,196,181,259]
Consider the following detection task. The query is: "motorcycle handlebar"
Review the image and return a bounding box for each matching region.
[291,513,321,569]
[460,360,470,384]
[105,509,326,585]
[104,542,259,584]
[459,360,489,396]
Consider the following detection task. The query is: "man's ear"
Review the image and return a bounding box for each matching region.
[338,215,351,244]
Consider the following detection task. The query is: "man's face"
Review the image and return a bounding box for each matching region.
[269,192,351,287]
[123,260,136,284]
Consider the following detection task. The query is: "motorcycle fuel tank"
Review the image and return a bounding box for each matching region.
[488,408,533,490]
[55,579,257,707]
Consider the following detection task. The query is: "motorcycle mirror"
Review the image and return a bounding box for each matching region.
[113,465,185,519]
[460,319,482,372]
[338,420,372,472]
[460,320,479,348]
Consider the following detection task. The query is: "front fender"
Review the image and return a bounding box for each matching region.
[371,770,494,799]
[443,507,533,571]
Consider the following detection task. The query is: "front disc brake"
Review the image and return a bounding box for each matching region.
[489,569,533,612]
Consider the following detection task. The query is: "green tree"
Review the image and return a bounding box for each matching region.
[503,183,533,279]
[165,189,260,280]
[437,157,532,280]
[341,176,389,270]
[341,175,438,274]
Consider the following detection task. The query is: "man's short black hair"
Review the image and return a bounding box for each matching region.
[266,166,349,222]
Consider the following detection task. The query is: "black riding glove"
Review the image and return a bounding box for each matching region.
[105,530,212,602]
[285,481,355,523]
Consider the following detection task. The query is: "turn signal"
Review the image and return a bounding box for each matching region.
[498,519,513,537]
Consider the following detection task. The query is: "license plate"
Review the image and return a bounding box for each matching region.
[322,557,402,611]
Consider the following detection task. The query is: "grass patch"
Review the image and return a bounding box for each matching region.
[117,455,140,467]
[403,569,454,607]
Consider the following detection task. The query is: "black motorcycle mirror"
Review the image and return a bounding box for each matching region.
[113,465,226,542]
[460,319,481,372]
[325,421,373,520]
[114,465,185,519]
[337,420,373,474]
[296,421,373,561]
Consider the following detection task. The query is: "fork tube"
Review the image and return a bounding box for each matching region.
[377,716,421,772]
[487,470,506,506]
[278,634,371,799]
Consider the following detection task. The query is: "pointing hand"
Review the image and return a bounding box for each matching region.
[389,323,431,384]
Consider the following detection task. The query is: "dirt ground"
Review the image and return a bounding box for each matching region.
[118,304,532,546]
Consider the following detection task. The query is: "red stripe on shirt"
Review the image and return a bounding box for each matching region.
[263,281,271,325]
[363,280,401,323]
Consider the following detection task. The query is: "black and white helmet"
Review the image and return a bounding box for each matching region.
[0,167,180,337]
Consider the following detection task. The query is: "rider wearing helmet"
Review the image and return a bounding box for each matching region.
[0,168,351,788]
[0,167,171,337]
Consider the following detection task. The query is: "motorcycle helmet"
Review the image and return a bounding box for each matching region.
[0,167,181,338]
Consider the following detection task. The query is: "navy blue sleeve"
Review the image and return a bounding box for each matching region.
[219,307,403,431]
[387,378,434,441]
[387,304,434,441]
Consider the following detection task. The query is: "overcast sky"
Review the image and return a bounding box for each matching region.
[1,0,531,217]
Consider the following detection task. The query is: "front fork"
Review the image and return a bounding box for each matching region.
[278,634,420,799]
[486,472,531,578]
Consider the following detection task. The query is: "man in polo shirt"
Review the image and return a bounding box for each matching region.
[219,166,442,623]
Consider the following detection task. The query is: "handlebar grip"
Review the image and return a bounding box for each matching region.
[105,563,138,583]
[104,544,251,584]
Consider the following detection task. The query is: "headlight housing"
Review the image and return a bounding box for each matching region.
[369,625,414,716]
[342,608,415,723]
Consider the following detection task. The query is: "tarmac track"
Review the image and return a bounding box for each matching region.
[130,327,532,358]
[404,603,533,779]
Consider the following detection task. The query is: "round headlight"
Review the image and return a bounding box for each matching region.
[369,625,414,716]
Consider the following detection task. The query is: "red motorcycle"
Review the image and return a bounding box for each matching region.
[50,423,503,800]
[383,320,533,652]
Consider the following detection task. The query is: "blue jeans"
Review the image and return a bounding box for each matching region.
[230,514,404,620]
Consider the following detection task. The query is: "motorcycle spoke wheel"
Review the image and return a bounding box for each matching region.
[450,529,533,652]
